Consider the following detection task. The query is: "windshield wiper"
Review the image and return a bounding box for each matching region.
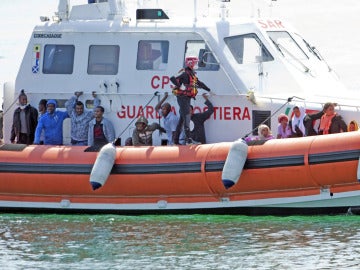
[302,38,332,72]
[269,37,284,57]
[300,37,322,61]
[270,37,310,73]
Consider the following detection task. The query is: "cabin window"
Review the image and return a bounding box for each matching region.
[52,99,93,109]
[184,41,219,71]
[267,31,308,60]
[85,99,97,109]
[252,110,271,135]
[53,99,67,108]
[43,45,75,74]
[224,34,273,64]
[88,45,120,75]
[136,40,169,70]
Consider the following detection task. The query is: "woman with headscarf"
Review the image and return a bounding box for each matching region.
[289,106,306,137]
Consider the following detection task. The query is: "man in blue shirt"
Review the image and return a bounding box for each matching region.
[155,92,181,145]
[34,99,69,145]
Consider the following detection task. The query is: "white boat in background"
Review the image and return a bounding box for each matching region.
[1,0,360,215]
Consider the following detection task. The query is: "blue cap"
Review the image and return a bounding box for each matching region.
[46,99,57,108]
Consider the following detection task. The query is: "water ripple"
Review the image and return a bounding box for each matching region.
[0,214,360,269]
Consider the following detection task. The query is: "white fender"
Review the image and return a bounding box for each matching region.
[222,139,248,189]
[90,143,116,190]
[357,156,360,182]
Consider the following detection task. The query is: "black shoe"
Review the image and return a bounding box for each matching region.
[185,138,195,145]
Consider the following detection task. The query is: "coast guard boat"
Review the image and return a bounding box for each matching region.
[1,0,360,215]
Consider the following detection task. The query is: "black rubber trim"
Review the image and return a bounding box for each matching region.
[1,149,359,174]
[308,149,360,164]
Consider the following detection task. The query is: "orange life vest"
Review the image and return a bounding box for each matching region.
[172,70,198,98]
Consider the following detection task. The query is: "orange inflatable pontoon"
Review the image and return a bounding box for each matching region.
[0,131,360,215]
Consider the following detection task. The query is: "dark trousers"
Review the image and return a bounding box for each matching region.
[175,95,191,143]
[17,133,33,145]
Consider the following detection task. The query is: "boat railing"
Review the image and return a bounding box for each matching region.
[259,94,360,114]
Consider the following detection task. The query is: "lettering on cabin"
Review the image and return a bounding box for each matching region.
[258,20,284,29]
[117,105,175,119]
[151,75,170,89]
[116,105,251,121]
[33,33,62,39]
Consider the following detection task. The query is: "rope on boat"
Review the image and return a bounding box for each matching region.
[242,96,304,140]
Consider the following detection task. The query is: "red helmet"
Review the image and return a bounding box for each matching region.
[185,56,199,69]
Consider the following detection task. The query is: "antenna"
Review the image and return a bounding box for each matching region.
[193,0,197,26]
[56,0,69,21]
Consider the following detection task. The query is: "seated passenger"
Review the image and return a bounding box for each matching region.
[304,102,347,135]
[276,113,292,139]
[257,124,274,140]
[190,93,214,144]
[132,116,166,146]
[348,120,359,131]
[246,124,274,142]
[289,106,306,137]
[125,137,133,146]
[88,106,115,149]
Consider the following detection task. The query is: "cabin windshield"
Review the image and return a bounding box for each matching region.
[136,40,169,70]
[267,31,308,60]
[224,33,274,64]
[294,33,324,61]
[184,40,219,71]
[43,45,75,74]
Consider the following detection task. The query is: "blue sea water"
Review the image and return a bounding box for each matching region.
[1,214,360,269]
